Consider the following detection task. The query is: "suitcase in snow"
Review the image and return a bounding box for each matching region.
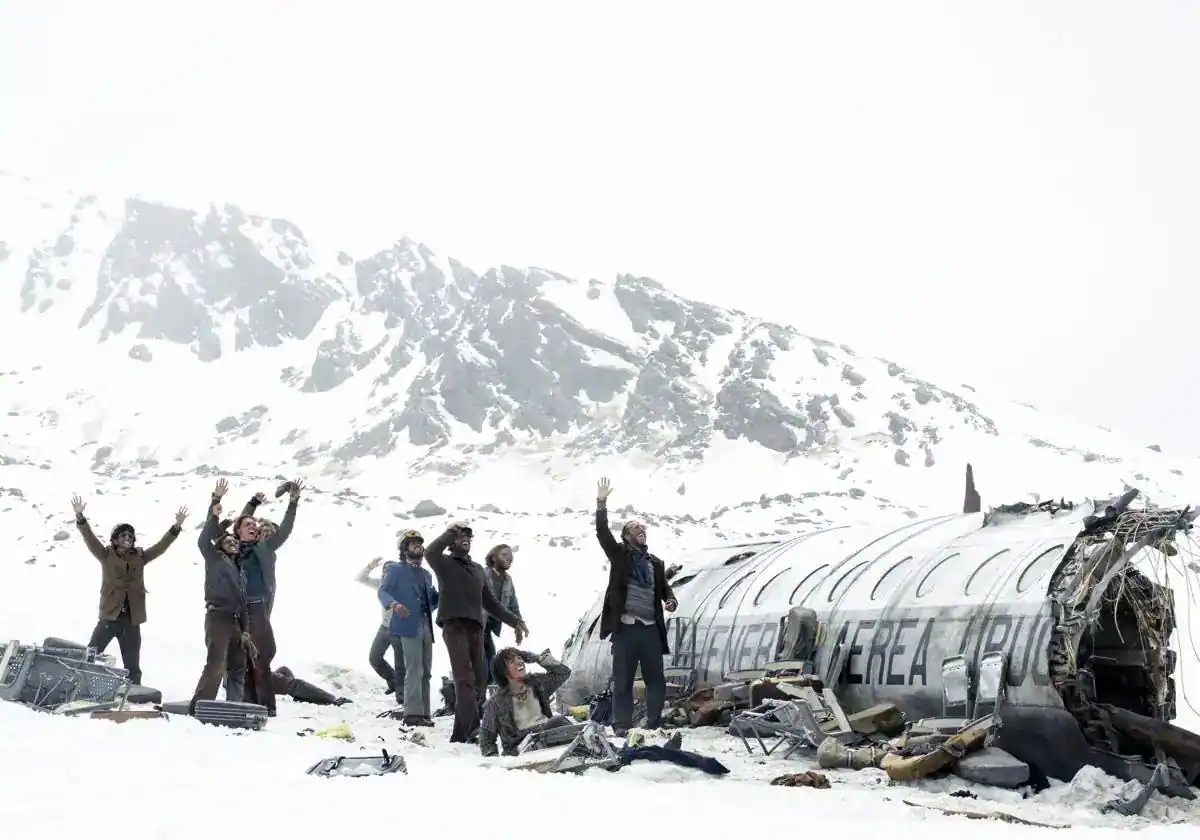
[161,699,269,730]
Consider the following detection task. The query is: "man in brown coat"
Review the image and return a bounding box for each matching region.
[71,493,188,685]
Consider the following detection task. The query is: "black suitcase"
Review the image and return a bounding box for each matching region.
[161,699,269,730]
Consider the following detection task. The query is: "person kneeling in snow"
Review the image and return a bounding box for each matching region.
[478,647,572,757]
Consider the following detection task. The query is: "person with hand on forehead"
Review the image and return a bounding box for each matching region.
[424,520,529,744]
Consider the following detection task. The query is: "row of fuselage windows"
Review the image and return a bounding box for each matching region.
[581,544,1064,642]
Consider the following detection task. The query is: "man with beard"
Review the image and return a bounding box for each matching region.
[482,544,524,685]
[593,477,677,736]
[425,521,529,743]
[189,482,253,713]
[228,479,303,716]
[378,529,438,726]
[70,493,188,686]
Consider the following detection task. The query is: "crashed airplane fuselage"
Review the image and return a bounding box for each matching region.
[559,470,1200,789]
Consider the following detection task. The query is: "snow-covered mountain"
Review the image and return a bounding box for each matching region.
[1,168,1194,535]
[4,170,1200,832]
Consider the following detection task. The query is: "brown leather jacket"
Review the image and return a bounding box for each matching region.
[76,516,182,624]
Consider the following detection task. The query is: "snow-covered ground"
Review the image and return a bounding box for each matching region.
[4,473,1200,837]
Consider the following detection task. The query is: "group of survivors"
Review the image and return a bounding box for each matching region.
[70,476,679,755]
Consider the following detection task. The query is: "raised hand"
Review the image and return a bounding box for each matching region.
[70,494,86,516]
[253,491,267,503]
[213,478,229,498]
[175,506,190,526]
[597,477,612,502]
[288,479,304,501]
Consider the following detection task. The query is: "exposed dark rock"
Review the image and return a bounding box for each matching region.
[411,499,446,518]
[841,365,866,387]
[128,344,152,362]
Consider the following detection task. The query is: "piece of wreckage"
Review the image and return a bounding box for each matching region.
[1,637,346,728]
[558,464,1200,802]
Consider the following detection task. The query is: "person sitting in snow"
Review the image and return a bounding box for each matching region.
[70,492,188,687]
[478,647,573,757]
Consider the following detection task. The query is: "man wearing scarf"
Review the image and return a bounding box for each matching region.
[593,477,677,737]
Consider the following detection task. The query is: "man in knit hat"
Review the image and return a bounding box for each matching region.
[379,529,439,725]
[70,492,188,686]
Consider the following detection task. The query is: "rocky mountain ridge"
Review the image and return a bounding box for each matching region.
[0,169,1191,516]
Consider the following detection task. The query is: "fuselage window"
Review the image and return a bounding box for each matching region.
[870,556,913,601]
[915,553,960,597]
[789,564,830,605]
[718,570,757,609]
[723,550,758,566]
[827,560,868,603]
[672,574,697,589]
[964,549,1011,596]
[1016,544,1066,593]
[753,567,790,606]
[586,613,601,637]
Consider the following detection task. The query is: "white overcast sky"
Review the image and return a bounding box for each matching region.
[2,1,1197,454]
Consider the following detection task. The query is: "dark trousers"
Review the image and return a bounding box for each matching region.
[369,623,402,693]
[483,630,497,685]
[225,593,275,701]
[442,618,486,743]
[190,610,242,712]
[242,600,278,713]
[611,622,666,730]
[88,609,142,685]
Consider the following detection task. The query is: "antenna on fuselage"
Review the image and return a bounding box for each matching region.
[963,463,982,514]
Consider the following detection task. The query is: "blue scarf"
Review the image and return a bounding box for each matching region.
[629,546,654,587]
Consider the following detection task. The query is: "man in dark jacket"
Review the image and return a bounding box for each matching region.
[594,477,677,736]
[425,522,529,743]
[70,493,188,686]
[227,480,302,715]
[378,530,439,726]
[479,647,572,757]
[189,487,252,713]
